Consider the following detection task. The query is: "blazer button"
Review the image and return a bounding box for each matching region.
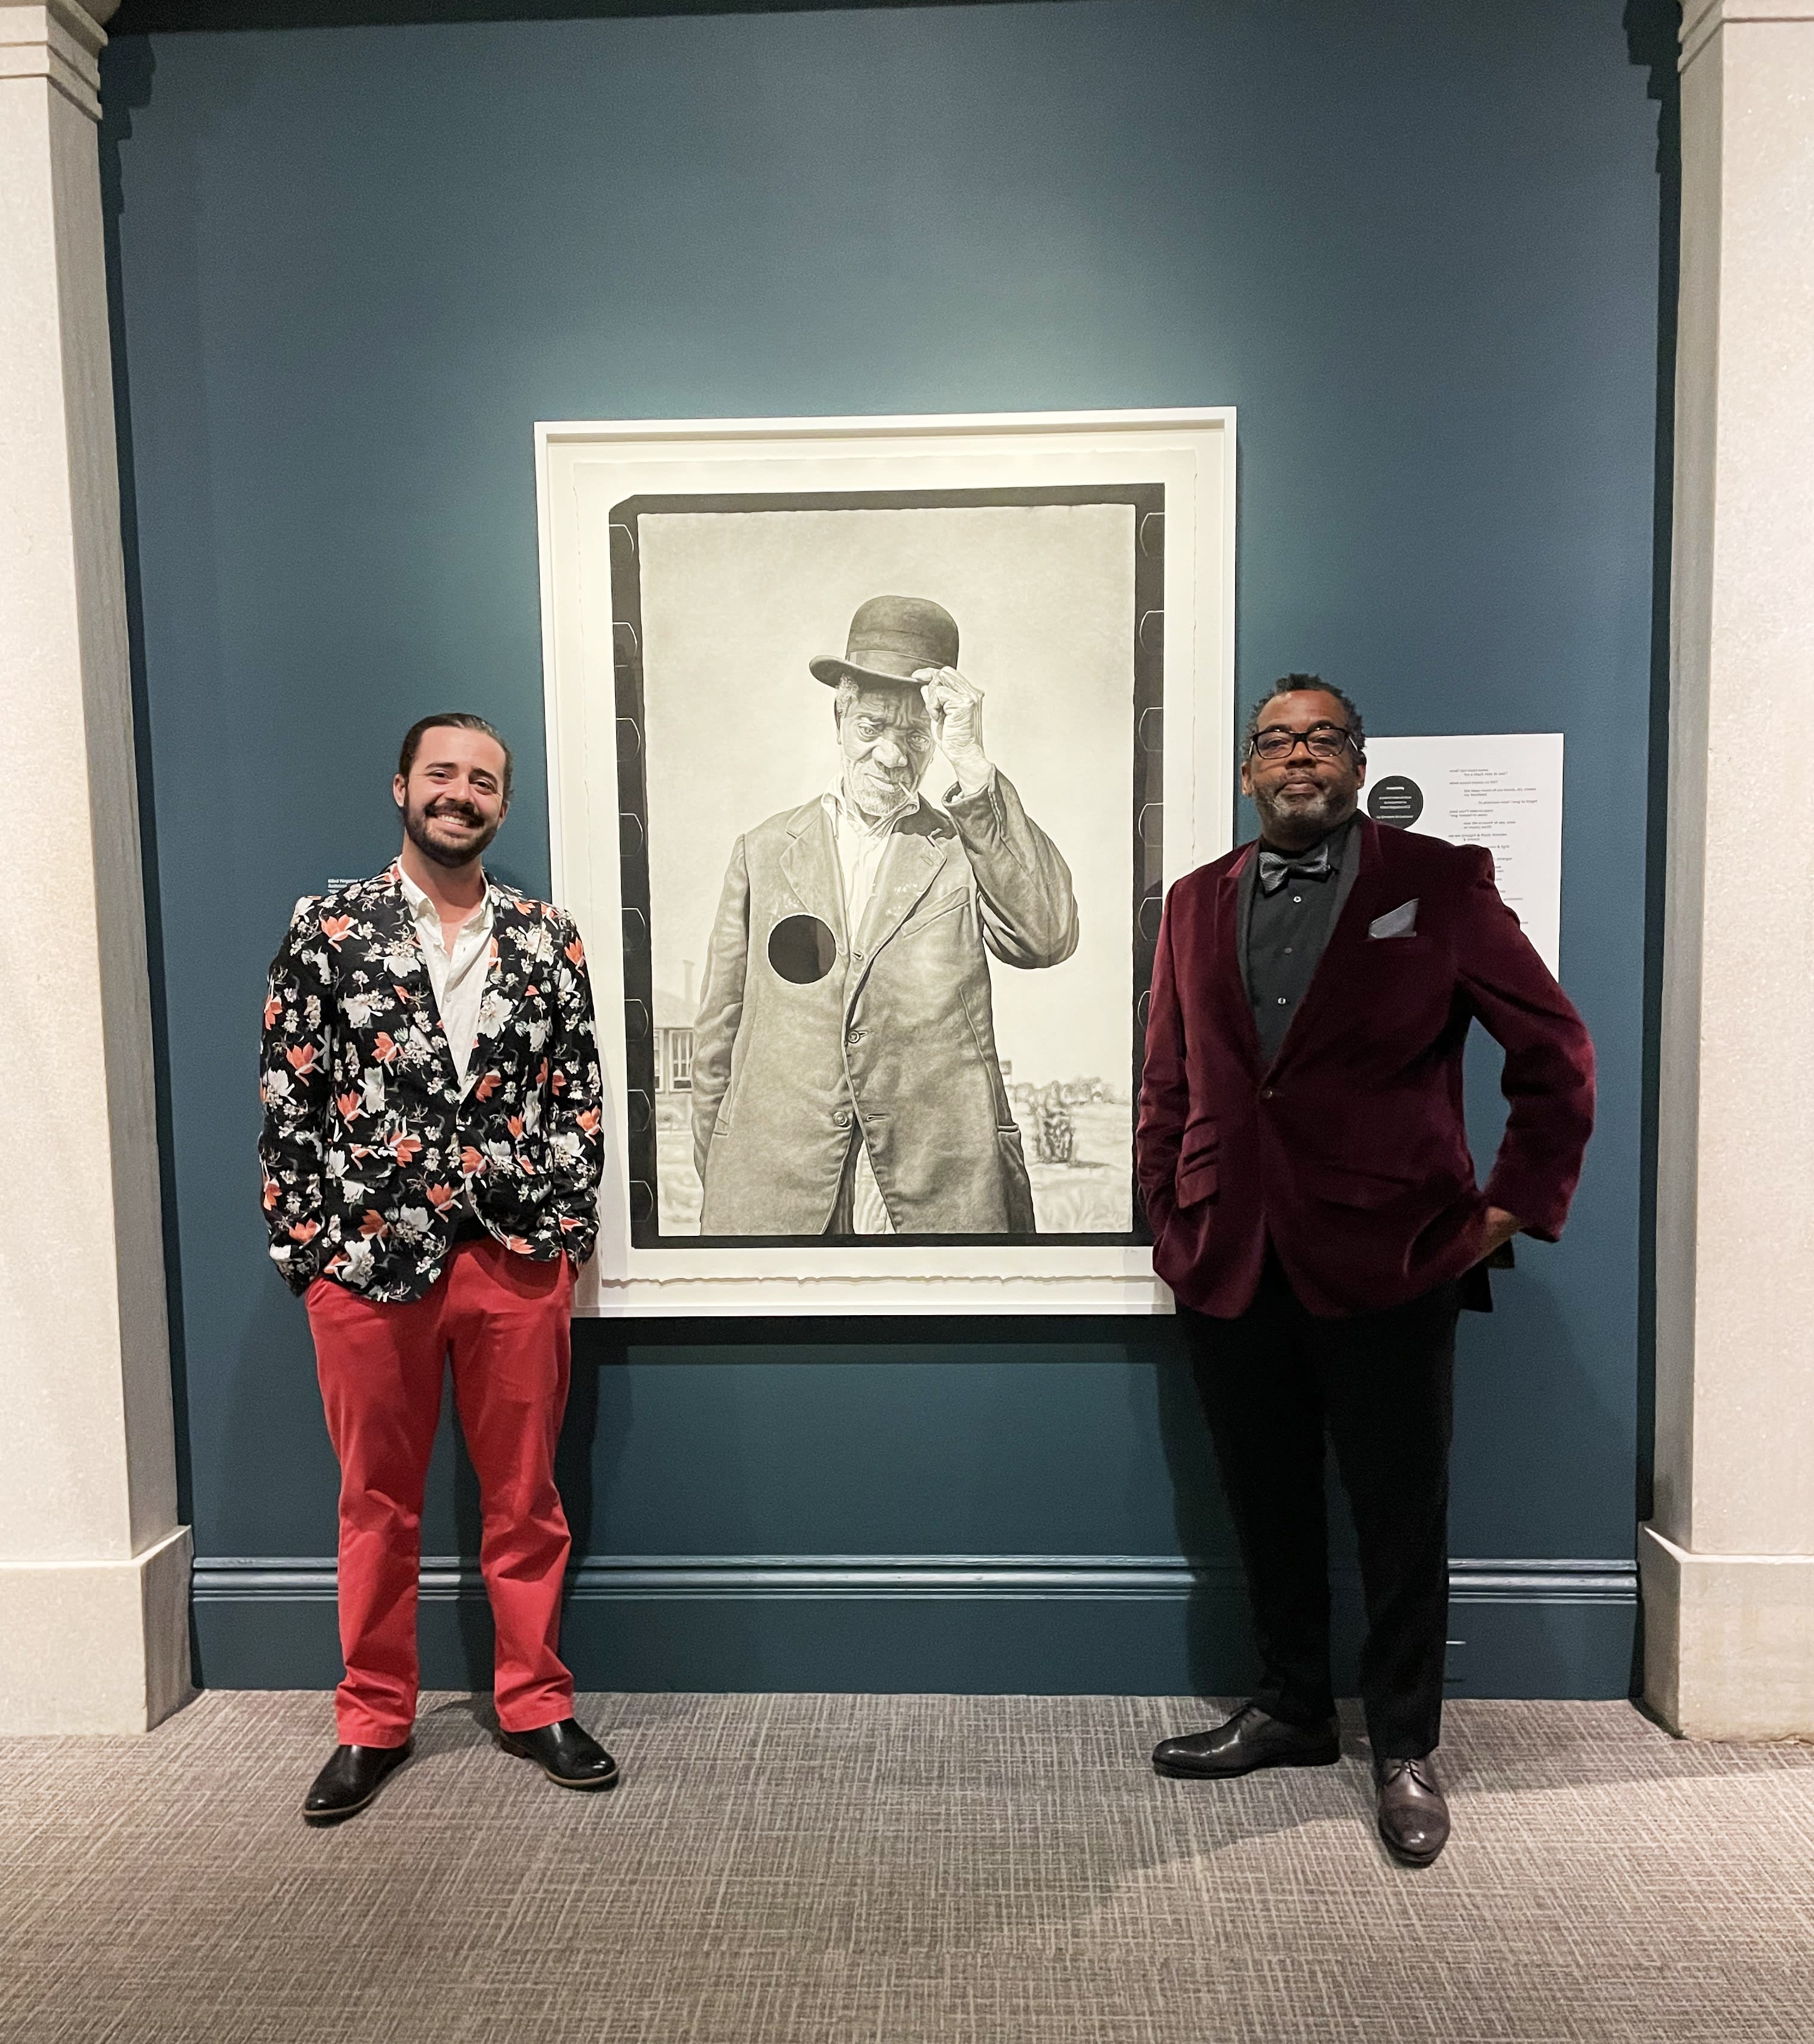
[833,1107,852,1127]
[847,1028,863,1046]
[1260,1086,1275,1100]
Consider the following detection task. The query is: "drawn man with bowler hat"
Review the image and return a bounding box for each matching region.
[692,595,1079,1235]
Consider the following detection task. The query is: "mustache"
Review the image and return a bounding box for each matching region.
[425,799,483,825]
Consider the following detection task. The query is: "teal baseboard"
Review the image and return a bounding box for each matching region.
[190,1555,1637,1699]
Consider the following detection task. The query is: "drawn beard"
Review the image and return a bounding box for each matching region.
[847,758,918,821]
[405,797,501,868]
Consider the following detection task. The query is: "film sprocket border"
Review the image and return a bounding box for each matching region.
[606,482,1165,1250]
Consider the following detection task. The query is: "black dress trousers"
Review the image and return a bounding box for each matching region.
[1179,1249,1461,1761]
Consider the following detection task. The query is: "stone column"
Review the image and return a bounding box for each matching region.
[0,0,191,1733]
[1642,0,1814,1739]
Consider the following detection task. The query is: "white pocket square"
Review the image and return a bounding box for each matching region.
[1368,899,1419,940]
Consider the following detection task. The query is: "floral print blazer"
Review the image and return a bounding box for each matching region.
[259,865,604,1302]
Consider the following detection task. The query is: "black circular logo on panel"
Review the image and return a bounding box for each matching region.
[768,913,839,985]
[1367,775,1424,829]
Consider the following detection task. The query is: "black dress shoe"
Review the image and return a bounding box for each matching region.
[497,1717,620,1790]
[1153,1702,1341,1779]
[1375,1755,1450,1865]
[302,1739,413,1825]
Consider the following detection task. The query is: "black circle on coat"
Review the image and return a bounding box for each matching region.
[768,914,839,985]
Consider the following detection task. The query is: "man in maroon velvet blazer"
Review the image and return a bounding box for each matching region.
[1137,676,1594,1867]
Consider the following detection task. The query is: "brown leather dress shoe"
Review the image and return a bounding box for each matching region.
[1375,1755,1450,1865]
[1152,1703,1341,1779]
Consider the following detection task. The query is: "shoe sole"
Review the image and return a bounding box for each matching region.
[301,1746,413,1826]
[1154,1746,1341,1781]
[495,1732,620,1790]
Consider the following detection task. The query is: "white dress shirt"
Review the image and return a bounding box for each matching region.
[398,864,494,1095]
[822,776,917,936]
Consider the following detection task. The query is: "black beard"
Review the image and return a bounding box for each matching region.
[404,800,500,869]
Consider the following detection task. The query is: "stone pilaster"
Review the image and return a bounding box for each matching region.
[1643,0,1814,1738]
[0,0,191,1733]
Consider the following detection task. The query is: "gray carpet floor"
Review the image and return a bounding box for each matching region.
[3,1692,1813,2043]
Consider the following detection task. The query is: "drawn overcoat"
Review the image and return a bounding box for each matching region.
[692,772,1078,1234]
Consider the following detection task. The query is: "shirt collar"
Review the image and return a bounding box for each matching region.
[1254,813,1358,870]
[395,861,494,936]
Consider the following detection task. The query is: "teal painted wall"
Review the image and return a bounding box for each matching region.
[101,0,1666,1694]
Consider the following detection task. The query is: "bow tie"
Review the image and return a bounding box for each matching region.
[1257,842,1335,895]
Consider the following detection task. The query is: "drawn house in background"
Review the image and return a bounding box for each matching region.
[653,962,698,1095]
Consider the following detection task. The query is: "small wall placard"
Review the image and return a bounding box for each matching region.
[1365,734,1566,975]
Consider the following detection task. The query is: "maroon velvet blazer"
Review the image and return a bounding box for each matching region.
[1137,818,1595,1318]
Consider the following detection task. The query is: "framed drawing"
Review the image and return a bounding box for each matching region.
[535,407,1235,1315]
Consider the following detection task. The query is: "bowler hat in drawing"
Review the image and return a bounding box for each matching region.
[810,595,959,691]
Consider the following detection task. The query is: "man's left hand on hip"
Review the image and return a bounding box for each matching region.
[1478,1205,1523,1262]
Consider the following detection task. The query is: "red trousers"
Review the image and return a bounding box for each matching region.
[306,1239,575,1745]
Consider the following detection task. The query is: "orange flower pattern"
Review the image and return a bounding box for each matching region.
[258,865,603,1300]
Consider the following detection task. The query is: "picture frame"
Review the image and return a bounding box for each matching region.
[535,407,1236,1315]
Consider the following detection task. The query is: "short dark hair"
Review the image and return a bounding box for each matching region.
[1243,673,1366,757]
[397,712,513,801]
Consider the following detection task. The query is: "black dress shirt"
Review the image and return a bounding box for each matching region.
[1244,818,1359,1065]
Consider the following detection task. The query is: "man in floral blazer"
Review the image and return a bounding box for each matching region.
[260,712,612,1824]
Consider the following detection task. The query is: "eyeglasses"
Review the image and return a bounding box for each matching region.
[1247,722,1358,763]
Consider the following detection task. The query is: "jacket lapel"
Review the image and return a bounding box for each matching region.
[852,811,946,967]
[1220,845,1263,1068]
[367,869,441,1037]
[1233,842,1259,1004]
[471,884,518,1055]
[780,803,847,950]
